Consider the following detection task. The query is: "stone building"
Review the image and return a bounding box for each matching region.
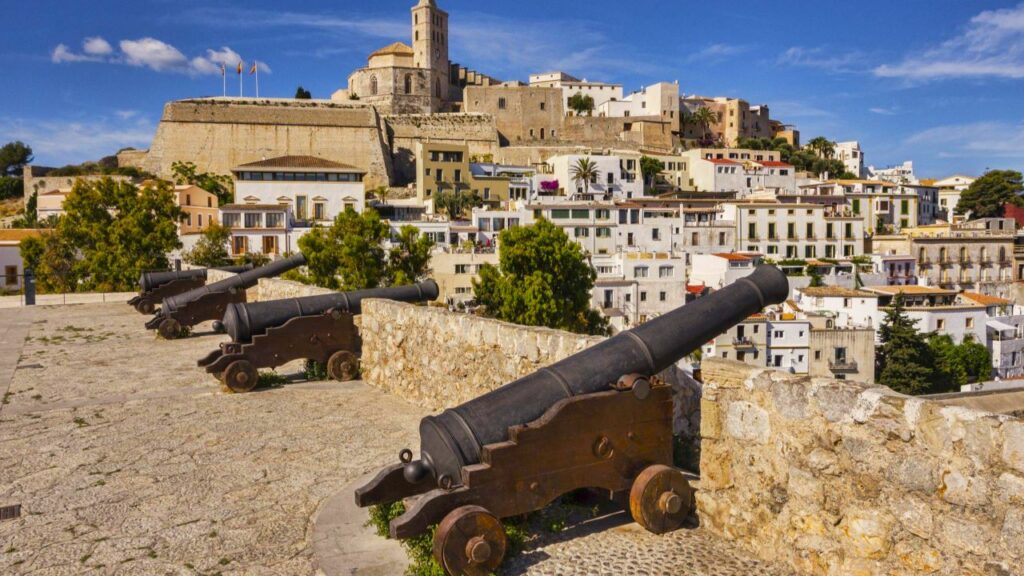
[463,85,565,145]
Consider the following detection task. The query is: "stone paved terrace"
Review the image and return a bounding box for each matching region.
[0,303,792,575]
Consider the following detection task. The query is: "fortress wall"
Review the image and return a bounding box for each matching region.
[699,359,1024,575]
[144,99,394,188]
[358,299,703,441]
[384,113,499,184]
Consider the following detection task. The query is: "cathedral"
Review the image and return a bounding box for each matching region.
[338,0,499,114]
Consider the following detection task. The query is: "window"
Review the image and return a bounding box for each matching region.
[370,75,378,95]
[455,264,471,274]
[197,214,203,227]
[852,199,861,215]
[768,223,777,240]
[262,236,278,255]
[296,196,308,220]
[596,227,611,238]
[186,194,191,205]
[652,228,661,241]
[660,291,666,302]
[640,292,648,302]
[540,101,546,111]
[208,197,213,208]
[313,202,326,221]
[4,266,16,286]
[550,209,570,219]
[232,236,248,255]
[404,74,412,95]
[244,212,261,228]
[222,213,240,228]
[574,227,590,238]
[719,232,727,245]
[826,223,834,239]
[787,223,795,239]
[659,266,674,278]
[498,97,507,110]
[937,319,946,330]
[748,223,757,239]
[967,318,975,329]
[571,209,590,219]
[774,330,784,338]
[634,266,649,278]
[806,223,814,238]
[596,209,610,220]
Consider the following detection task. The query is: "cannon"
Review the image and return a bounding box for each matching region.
[198,280,440,392]
[145,253,307,339]
[354,265,789,575]
[128,266,252,314]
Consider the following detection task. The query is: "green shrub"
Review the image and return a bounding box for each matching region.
[304,360,328,381]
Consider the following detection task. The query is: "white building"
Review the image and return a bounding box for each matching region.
[232,155,366,227]
[220,204,293,257]
[689,253,763,291]
[528,71,624,111]
[960,292,1024,379]
[591,251,687,331]
[864,285,987,344]
[835,141,865,178]
[867,161,917,184]
[722,201,865,260]
[0,230,41,293]
[596,82,680,127]
[546,154,642,201]
[869,254,919,286]
[794,286,880,329]
[933,175,975,191]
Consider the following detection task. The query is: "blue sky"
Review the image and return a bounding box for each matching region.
[2,0,1023,178]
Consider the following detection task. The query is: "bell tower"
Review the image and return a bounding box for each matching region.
[411,0,449,104]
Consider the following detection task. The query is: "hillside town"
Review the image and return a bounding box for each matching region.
[2,1,1024,574]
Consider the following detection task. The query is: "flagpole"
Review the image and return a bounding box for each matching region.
[255,63,260,98]
[222,65,226,97]
[240,62,243,98]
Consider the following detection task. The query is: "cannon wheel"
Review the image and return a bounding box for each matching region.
[222,360,259,394]
[157,318,182,340]
[629,464,695,535]
[432,505,506,576]
[327,350,359,382]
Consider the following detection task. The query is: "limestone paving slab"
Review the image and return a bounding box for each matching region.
[0,303,791,575]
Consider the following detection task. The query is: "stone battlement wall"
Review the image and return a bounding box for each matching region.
[357,298,702,440]
[144,99,394,188]
[699,359,1024,575]
[384,113,499,184]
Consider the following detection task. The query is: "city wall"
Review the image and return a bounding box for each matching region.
[143,99,394,188]
[383,113,499,184]
[699,359,1024,575]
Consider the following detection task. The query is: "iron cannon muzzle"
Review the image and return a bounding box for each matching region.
[411,265,789,487]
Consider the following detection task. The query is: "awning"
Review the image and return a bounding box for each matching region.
[987,320,1017,334]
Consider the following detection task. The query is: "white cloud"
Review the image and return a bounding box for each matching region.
[119,37,188,72]
[874,3,1024,80]
[0,115,155,166]
[869,107,897,116]
[83,36,113,56]
[51,36,268,76]
[904,121,1024,159]
[687,43,751,63]
[776,46,867,73]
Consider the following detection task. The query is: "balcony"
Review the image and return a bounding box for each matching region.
[732,336,757,349]
[829,359,859,374]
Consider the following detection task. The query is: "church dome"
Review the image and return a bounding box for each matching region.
[370,42,414,59]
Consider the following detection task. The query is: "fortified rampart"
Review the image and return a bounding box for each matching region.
[383,113,498,183]
[143,98,394,188]
[699,360,1024,575]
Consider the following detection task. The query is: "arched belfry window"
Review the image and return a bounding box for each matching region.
[435,78,441,98]
[370,75,378,96]
[404,74,413,95]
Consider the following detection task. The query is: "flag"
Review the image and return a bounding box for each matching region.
[220,63,226,77]
[250,61,258,75]
[236,61,243,74]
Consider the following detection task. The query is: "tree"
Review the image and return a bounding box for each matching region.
[687,107,718,144]
[294,86,312,99]
[292,207,389,290]
[21,179,182,292]
[567,92,595,115]
[0,141,33,176]
[955,170,1024,218]
[639,156,665,192]
[387,225,434,286]
[473,218,609,335]
[0,176,22,201]
[806,137,836,160]
[927,334,967,392]
[434,188,480,219]
[183,222,231,268]
[955,336,992,384]
[370,185,390,205]
[569,157,599,200]
[12,191,38,228]
[876,295,935,395]
[171,161,234,206]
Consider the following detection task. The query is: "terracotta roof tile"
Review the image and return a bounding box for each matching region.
[799,286,878,298]
[234,155,363,172]
[960,292,1012,306]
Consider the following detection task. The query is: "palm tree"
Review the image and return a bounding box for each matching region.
[688,107,718,143]
[806,137,836,160]
[570,157,599,200]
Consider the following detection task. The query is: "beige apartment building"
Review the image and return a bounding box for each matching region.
[789,179,921,234]
[174,185,219,234]
[873,219,1016,292]
[722,201,866,260]
[681,97,775,146]
[431,249,499,302]
[415,142,510,209]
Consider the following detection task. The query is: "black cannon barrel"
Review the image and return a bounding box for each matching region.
[223,279,440,343]
[139,265,252,293]
[405,265,790,487]
[161,253,307,314]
